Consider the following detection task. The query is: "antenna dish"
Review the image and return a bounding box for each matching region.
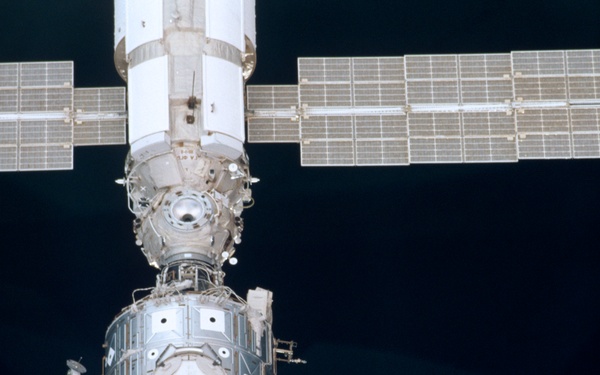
[66,359,87,374]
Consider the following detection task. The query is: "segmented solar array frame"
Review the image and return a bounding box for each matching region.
[246,50,600,166]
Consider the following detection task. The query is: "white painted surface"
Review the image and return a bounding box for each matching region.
[201,133,244,159]
[244,0,256,48]
[206,0,244,51]
[247,288,273,320]
[199,308,226,332]
[151,309,179,333]
[126,0,164,54]
[202,56,244,142]
[147,153,183,188]
[114,0,126,49]
[128,56,169,144]
[130,132,171,161]
[106,347,115,366]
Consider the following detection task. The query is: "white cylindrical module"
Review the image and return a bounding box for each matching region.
[114,0,258,269]
[105,4,301,374]
[113,0,257,161]
[113,0,127,78]
[104,292,275,375]
[244,0,257,49]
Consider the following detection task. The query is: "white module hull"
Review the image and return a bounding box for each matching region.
[114,0,256,160]
[105,1,282,374]
[104,293,274,375]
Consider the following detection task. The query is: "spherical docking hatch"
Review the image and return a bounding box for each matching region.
[162,190,215,231]
[137,185,239,267]
[123,147,253,269]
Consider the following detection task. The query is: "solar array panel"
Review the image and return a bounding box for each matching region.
[0,62,73,171]
[462,112,516,162]
[0,63,19,171]
[566,50,600,102]
[73,88,127,146]
[19,119,73,170]
[20,61,73,87]
[405,55,459,105]
[459,54,512,104]
[0,120,17,170]
[0,62,127,171]
[354,58,405,108]
[301,139,354,166]
[246,50,600,166]
[246,85,299,142]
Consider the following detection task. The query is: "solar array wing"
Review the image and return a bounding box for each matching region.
[73,87,127,146]
[246,85,299,142]
[0,62,74,171]
[246,50,600,166]
[0,62,127,172]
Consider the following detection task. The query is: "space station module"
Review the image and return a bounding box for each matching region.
[103,1,300,374]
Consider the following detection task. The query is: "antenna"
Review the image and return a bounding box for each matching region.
[66,359,86,375]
